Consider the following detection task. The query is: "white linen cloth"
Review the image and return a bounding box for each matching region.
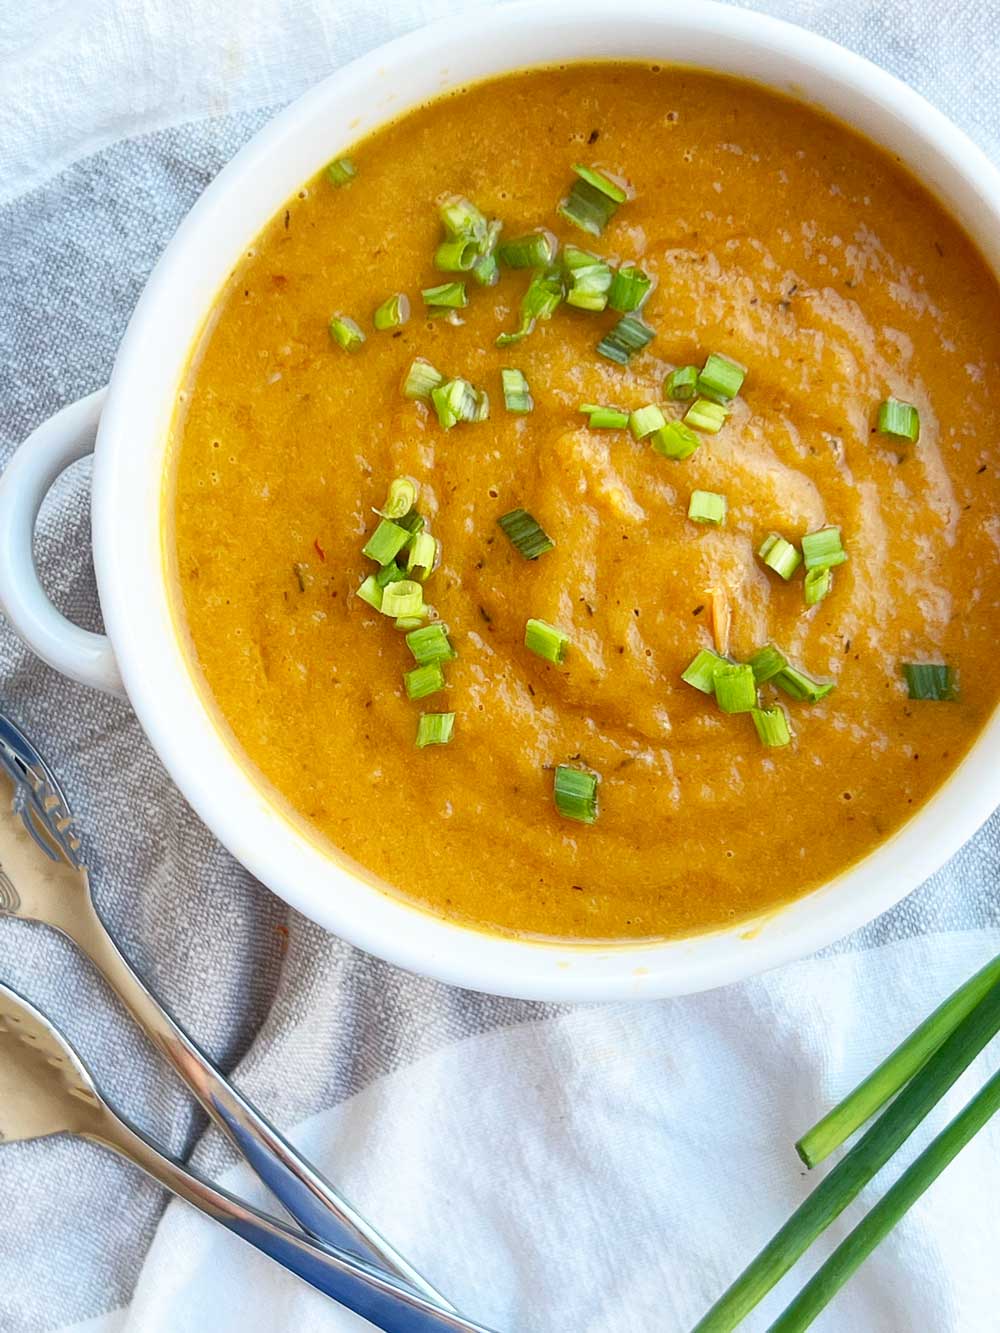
[1,1,999,1330]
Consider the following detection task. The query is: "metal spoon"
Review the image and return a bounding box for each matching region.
[0,980,493,1332]
[0,710,450,1308]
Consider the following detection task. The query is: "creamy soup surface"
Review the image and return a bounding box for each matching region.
[170,65,1000,942]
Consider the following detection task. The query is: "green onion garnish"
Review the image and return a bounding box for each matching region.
[376,477,418,520]
[776,665,834,704]
[684,398,727,434]
[373,293,410,331]
[596,314,654,365]
[629,404,666,440]
[681,648,727,694]
[553,765,599,824]
[651,421,701,460]
[748,644,788,684]
[572,164,627,203]
[802,526,847,570]
[329,315,365,352]
[501,368,534,414]
[406,531,437,581]
[563,246,598,270]
[607,265,652,313]
[430,378,480,429]
[356,574,382,611]
[404,662,445,700]
[395,616,424,632]
[415,712,455,748]
[402,357,444,402]
[472,249,499,288]
[434,236,480,272]
[375,563,407,589]
[525,618,570,664]
[381,579,424,620]
[877,397,920,443]
[664,365,699,401]
[565,260,614,311]
[362,518,410,565]
[557,164,626,237]
[758,532,802,580]
[751,706,792,748]
[422,281,467,311]
[439,195,488,241]
[688,490,727,526]
[697,352,746,403]
[496,268,563,347]
[580,404,629,430]
[714,663,757,714]
[396,511,425,535]
[804,566,833,606]
[326,158,356,187]
[406,623,457,666]
[902,663,957,701]
[498,231,557,269]
[498,508,554,560]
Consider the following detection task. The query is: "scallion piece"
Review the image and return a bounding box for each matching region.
[557,164,626,236]
[751,706,792,748]
[580,404,629,430]
[902,663,957,701]
[415,712,455,748]
[525,618,570,664]
[406,531,437,581]
[596,315,654,365]
[329,315,365,352]
[804,566,833,606]
[498,230,557,269]
[802,526,847,570]
[472,249,500,288]
[758,532,802,580]
[402,357,444,401]
[376,477,418,520]
[651,421,700,460]
[395,616,424,632]
[356,574,382,611]
[629,404,666,441]
[380,579,424,619]
[430,378,479,429]
[375,563,407,589]
[684,398,727,434]
[607,265,652,312]
[501,368,534,414]
[434,235,481,272]
[748,644,788,684]
[406,623,457,667]
[681,648,727,695]
[697,352,746,403]
[362,518,410,566]
[422,281,467,311]
[553,765,599,824]
[497,508,554,560]
[472,388,490,422]
[396,511,426,535]
[688,490,727,526]
[665,365,699,401]
[565,261,614,311]
[563,246,599,270]
[713,663,757,714]
[572,163,628,202]
[439,195,488,240]
[373,293,410,331]
[326,158,356,187]
[776,665,835,704]
[877,397,920,443]
[496,267,563,347]
[404,662,446,700]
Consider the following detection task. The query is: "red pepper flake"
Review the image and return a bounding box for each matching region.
[313,538,326,562]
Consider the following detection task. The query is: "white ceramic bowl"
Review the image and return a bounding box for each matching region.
[2,0,999,1001]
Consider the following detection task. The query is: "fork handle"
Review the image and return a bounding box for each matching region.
[92,1117,493,1333]
[67,883,452,1310]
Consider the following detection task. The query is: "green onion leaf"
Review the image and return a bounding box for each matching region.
[362,518,410,565]
[496,267,563,347]
[580,404,630,430]
[565,261,614,311]
[607,265,652,313]
[878,397,920,443]
[430,378,480,429]
[329,315,365,352]
[665,365,699,401]
[804,566,833,606]
[396,511,425,535]
[498,230,557,269]
[406,623,457,666]
[651,421,701,460]
[501,368,534,414]
[776,664,835,704]
[376,477,418,520]
[902,663,957,701]
[751,706,792,748]
[758,532,802,580]
[406,531,438,581]
[684,398,728,434]
[356,574,382,611]
[557,165,627,236]
[572,164,627,202]
[374,563,407,589]
[404,662,446,700]
[802,526,847,570]
[596,314,654,365]
[553,765,599,824]
[629,404,666,440]
[402,357,444,402]
[422,281,467,311]
[748,644,788,684]
[498,508,554,560]
[714,663,757,714]
[434,235,481,272]
[688,490,727,525]
[416,712,455,748]
[381,579,424,619]
[525,618,570,664]
[373,293,410,330]
[395,616,425,631]
[471,249,499,288]
[697,352,746,403]
[439,195,488,241]
[681,648,727,694]
[326,158,356,187]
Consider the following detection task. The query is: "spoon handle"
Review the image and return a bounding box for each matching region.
[68,881,451,1310]
[90,1116,493,1333]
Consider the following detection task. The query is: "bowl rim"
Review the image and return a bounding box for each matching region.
[92,0,1000,1000]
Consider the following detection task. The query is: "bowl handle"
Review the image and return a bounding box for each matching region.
[0,389,124,697]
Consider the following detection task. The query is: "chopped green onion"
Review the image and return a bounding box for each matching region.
[776,665,835,704]
[902,663,957,701]
[396,511,425,535]
[422,281,467,311]
[406,623,457,667]
[434,235,480,272]
[877,397,920,443]
[553,765,599,824]
[748,644,788,684]
[681,648,727,694]
[373,293,410,331]
[376,477,418,520]
[688,491,727,525]
[804,566,833,606]
[525,618,570,664]
[802,526,847,570]
[375,563,407,589]
[356,574,382,611]
[496,268,563,347]
[395,616,424,632]
[563,245,599,270]
[406,531,437,581]
[497,508,554,560]
[607,265,652,312]
[758,532,802,580]
[596,314,654,365]
[751,706,792,748]
[629,404,666,440]
[580,404,630,430]
[329,315,365,352]
[326,158,356,187]
[472,388,490,423]
[665,365,699,401]
[363,518,410,565]
[415,712,455,748]
[380,579,424,619]
[402,357,444,401]
[713,663,757,714]
[557,165,626,236]
[439,195,488,241]
[565,261,613,311]
[404,662,445,700]
[651,421,701,460]
[572,164,627,203]
[501,368,534,414]
[472,249,499,288]
[684,398,727,434]
[430,378,480,429]
[697,352,746,403]
[498,231,557,269]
